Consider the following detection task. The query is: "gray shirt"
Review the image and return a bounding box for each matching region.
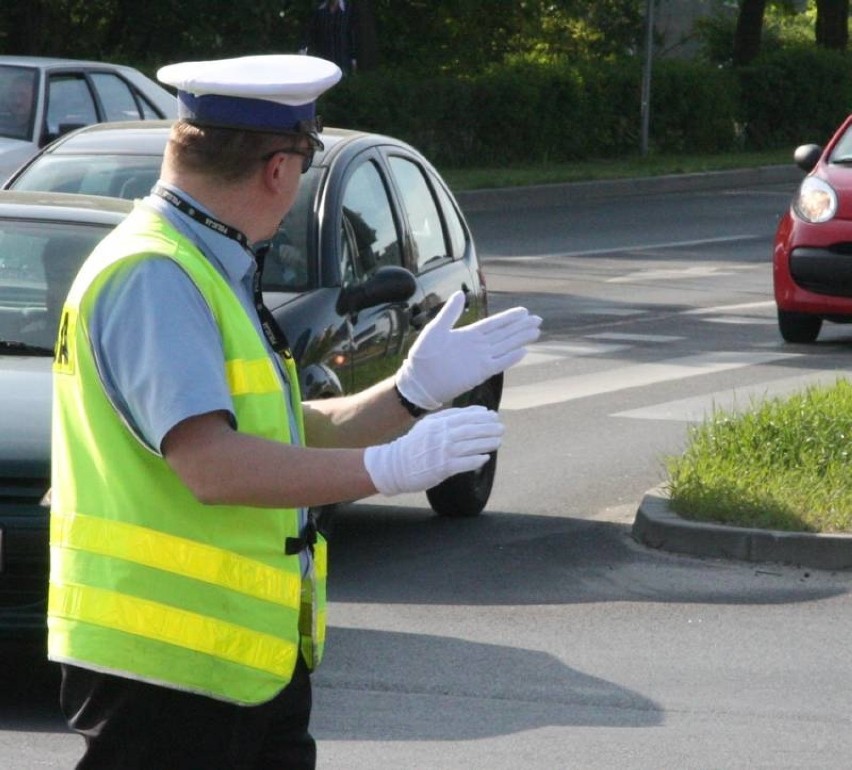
[89,183,296,455]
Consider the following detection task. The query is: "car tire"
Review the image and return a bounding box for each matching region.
[778,309,822,343]
[426,373,503,518]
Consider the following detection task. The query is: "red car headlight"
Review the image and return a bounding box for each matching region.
[793,176,838,223]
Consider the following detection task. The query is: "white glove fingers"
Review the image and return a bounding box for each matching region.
[485,322,542,355]
[469,305,531,332]
[448,413,504,455]
[397,300,542,410]
[447,453,492,476]
[484,317,542,345]
[428,290,466,333]
[487,348,527,373]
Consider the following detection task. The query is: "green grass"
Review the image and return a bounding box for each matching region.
[665,380,852,534]
[440,148,794,191]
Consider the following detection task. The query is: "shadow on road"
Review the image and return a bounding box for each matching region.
[325,502,850,607]
[0,649,65,732]
[313,626,661,740]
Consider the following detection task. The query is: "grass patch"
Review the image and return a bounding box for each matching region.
[440,148,793,191]
[665,379,852,534]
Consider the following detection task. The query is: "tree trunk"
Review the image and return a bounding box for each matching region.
[732,0,767,66]
[353,0,379,71]
[815,0,849,50]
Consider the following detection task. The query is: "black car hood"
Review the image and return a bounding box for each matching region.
[0,356,51,474]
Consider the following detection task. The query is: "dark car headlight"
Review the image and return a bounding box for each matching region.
[793,176,838,223]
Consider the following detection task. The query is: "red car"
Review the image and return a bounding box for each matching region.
[773,114,852,343]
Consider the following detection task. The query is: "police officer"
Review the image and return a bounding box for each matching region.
[48,54,541,769]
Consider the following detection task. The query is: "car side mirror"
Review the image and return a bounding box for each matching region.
[793,144,822,173]
[335,265,417,316]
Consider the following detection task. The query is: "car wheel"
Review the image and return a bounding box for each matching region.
[778,309,822,343]
[426,450,498,518]
[426,374,503,518]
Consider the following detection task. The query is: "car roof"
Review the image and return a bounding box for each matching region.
[0,55,140,72]
[34,120,401,160]
[0,190,132,223]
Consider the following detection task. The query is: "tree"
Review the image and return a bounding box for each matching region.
[815,0,849,49]
[732,0,768,65]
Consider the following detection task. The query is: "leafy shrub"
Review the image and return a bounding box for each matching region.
[736,46,852,148]
[321,57,741,167]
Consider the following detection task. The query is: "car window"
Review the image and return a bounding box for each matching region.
[263,168,318,293]
[12,155,160,198]
[89,72,145,122]
[431,177,467,259]
[46,75,98,138]
[0,65,37,141]
[339,160,402,286]
[388,156,447,272]
[0,219,110,350]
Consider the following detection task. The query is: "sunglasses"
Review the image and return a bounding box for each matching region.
[261,145,315,174]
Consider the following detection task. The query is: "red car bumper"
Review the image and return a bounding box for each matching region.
[773,211,852,318]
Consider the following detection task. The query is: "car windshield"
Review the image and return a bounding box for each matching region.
[12,156,320,292]
[13,155,162,199]
[0,65,37,141]
[829,124,852,164]
[0,218,112,353]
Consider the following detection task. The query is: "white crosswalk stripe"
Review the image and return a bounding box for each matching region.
[586,332,684,343]
[501,351,800,411]
[612,370,850,422]
[515,340,629,368]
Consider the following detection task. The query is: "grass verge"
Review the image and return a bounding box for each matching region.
[666,380,852,534]
[441,148,794,191]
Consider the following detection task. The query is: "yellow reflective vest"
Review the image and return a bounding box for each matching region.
[48,204,326,705]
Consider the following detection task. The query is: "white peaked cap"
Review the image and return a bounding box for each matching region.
[157,55,342,135]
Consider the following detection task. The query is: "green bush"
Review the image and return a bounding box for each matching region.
[649,59,740,153]
[321,57,744,167]
[736,46,852,149]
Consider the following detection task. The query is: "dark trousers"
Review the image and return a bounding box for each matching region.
[60,657,315,769]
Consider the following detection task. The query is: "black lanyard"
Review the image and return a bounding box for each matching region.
[153,185,292,358]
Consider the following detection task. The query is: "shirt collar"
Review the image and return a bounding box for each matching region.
[143,181,256,287]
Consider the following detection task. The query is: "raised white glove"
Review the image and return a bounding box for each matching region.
[396,291,542,410]
[364,406,504,496]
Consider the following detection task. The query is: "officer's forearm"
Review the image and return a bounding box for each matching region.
[162,409,377,508]
[302,375,414,448]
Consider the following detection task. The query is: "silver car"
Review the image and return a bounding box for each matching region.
[0,191,132,643]
[0,56,177,182]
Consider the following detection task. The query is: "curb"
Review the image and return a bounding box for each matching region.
[455,164,803,213]
[633,487,852,571]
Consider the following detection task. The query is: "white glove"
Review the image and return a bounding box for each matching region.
[364,406,504,496]
[396,291,542,410]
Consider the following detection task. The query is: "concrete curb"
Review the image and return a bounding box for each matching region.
[633,487,852,571]
[455,164,803,213]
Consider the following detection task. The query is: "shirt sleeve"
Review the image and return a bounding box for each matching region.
[88,256,235,455]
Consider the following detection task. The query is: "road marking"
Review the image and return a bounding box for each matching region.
[484,234,763,261]
[702,316,776,325]
[586,332,684,343]
[607,265,740,283]
[613,370,850,422]
[500,350,800,411]
[683,300,775,315]
[516,341,629,368]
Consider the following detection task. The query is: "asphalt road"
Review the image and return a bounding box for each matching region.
[5,166,852,769]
